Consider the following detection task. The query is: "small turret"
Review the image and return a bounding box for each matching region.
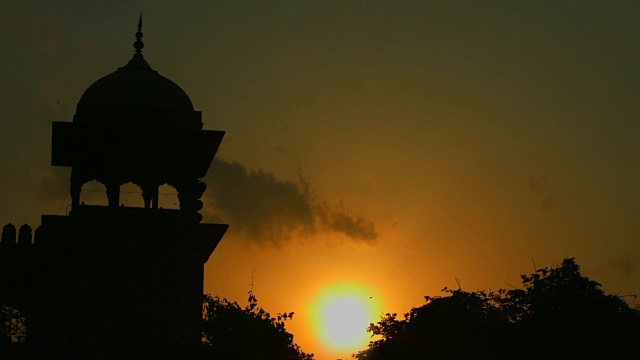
[18,224,33,245]
[1,223,16,245]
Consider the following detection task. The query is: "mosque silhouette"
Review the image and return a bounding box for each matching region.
[0,16,228,358]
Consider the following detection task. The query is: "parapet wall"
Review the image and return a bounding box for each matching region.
[1,223,39,246]
[0,223,43,311]
[1,211,227,351]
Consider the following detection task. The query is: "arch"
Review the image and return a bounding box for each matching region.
[120,182,145,208]
[157,183,180,209]
[80,180,108,206]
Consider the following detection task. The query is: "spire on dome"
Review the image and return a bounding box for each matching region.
[123,13,152,70]
[133,13,144,55]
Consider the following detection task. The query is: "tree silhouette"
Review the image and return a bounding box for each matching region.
[354,258,640,360]
[1,292,314,359]
[0,305,25,345]
[202,291,314,360]
[498,258,640,359]
[356,289,507,360]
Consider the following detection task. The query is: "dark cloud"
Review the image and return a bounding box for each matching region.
[204,158,379,245]
[203,159,315,243]
[316,202,378,242]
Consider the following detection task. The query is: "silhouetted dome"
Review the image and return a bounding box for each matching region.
[78,54,194,112]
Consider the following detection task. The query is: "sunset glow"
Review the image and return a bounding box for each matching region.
[3,2,640,359]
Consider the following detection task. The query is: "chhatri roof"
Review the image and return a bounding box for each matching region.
[78,15,194,112]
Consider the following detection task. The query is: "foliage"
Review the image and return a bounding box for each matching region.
[356,289,507,360]
[202,291,314,360]
[354,258,640,360]
[1,291,314,359]
[497,258,640,359]
[0,304,25,346]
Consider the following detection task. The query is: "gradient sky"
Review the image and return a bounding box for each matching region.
[2,1,640,359]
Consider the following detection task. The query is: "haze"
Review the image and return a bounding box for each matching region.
[2,1,639,358]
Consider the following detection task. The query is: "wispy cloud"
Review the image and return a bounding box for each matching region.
[204,158,379,245]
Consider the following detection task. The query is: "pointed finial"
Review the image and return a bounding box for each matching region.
[133,13,144,55]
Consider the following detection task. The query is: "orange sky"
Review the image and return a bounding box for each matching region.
[2,2,640,359]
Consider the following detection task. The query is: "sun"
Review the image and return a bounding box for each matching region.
[310,282,382,353]
[320,295,369,348]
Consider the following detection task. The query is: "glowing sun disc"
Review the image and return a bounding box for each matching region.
[310,282,382,353]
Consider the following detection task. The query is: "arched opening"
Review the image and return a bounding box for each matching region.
[157,184,180,209]
[80,180,108,206]
[120,182,144,208]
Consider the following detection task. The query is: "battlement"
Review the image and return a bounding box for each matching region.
[1,223,37,246]
[1,212,227,349]
[0,223,40,271]
[0,223,43,312]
